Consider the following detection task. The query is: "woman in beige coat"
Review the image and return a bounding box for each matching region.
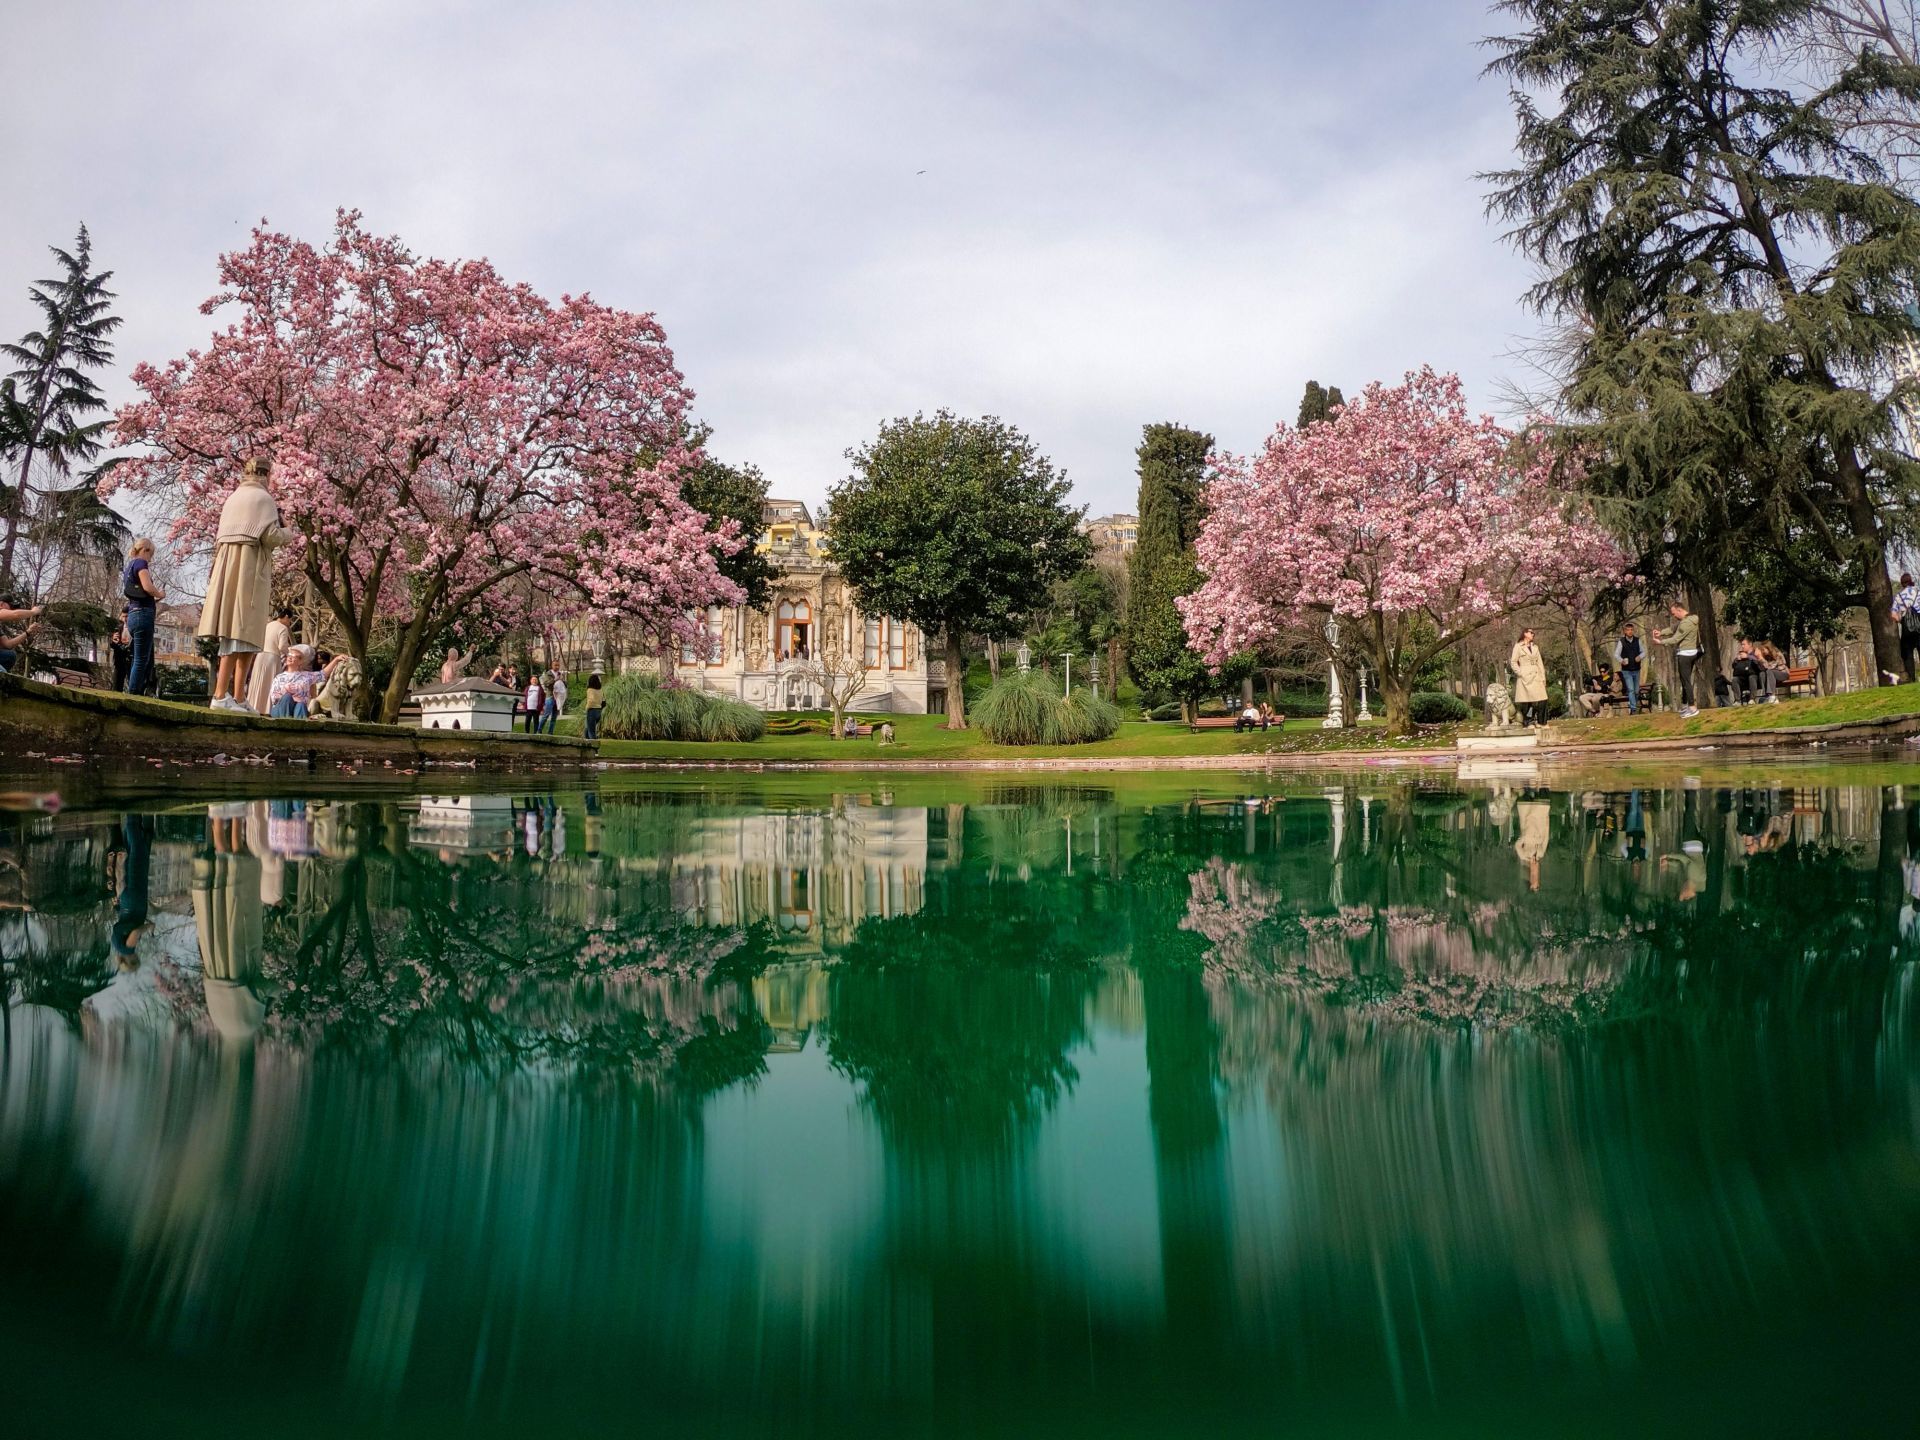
[198,458,291,712]
[1509,628,1548,726]
[244,606,294,714]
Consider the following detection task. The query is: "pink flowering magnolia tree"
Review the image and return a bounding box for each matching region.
[1179,368,1622,734]
[110,212,741,721]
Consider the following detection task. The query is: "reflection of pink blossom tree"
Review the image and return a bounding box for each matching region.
[1181,857,1628,1029]
[1179,368,1624,733]
[111,212,742,720]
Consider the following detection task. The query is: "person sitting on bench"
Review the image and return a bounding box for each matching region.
[1577,667,1617,716]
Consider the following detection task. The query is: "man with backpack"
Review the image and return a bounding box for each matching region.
[1895,572,1920,683]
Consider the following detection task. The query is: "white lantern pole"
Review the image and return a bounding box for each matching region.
[1322,616,1344,730]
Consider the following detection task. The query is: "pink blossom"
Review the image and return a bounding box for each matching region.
[1179,368,1624,729]
[109,211,742,717]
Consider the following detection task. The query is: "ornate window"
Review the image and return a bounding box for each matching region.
[863,616,882,666]
[888,620,905,669]
[860,616,909,669]
[776,598,811,660]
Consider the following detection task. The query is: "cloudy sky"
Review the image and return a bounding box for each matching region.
[3,0,1546,521]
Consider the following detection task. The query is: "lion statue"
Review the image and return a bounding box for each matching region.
[1483,681,1516,730]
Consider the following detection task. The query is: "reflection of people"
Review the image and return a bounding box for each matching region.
[109,813,154,966]
[193,805,267,1044]
[1514,797,1551,891]
[199,457,292,713]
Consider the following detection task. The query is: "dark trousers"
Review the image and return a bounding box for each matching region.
[1732,657,1764,703]
[1902,631,1920,682]
[1676,652,1699,708]
[584,706,602,740]
[1621,667,1640,713]
[126,606,156,695]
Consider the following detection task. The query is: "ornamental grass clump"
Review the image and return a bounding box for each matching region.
[600,673,765,742]
[975,670,1120,746]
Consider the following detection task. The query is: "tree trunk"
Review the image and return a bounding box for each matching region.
[987,638,1000,682]
[1107,635,1122,700]
[1379,671,1413,736]
[1336,658,1358,728]
[1834,448,1903,683]
[945,626,967,729]
[1684,574,1723,706]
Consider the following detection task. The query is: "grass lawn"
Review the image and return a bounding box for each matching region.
[1549,680,1920,743]
[571,712,1464,763]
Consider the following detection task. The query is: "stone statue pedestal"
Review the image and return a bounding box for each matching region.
[1455,727,1540,753]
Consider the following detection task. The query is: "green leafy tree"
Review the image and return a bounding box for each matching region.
[1296,380,1346,428]
[827,411,1088,729]
[680,454,779,610]
[1486,0,1920,685]
[1125,423,1214,719]
[0,227,120,591]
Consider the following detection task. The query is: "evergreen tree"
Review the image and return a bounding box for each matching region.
[0,227,120,592]
[680,454,779,610]
[1486,0,1920,683]
[1296,381,1345,428]
[1125,423,1214,717]
[828,411,1087,729]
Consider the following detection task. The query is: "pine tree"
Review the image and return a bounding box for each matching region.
[1124,423,1214,717]
[1486,0,1920,683]
[0,227,121,592]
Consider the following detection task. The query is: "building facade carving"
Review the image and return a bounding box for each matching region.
[666,499,942,714]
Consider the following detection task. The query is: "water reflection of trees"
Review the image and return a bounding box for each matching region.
[4,778,1919,1432]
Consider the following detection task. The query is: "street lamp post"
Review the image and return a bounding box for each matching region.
[1060,654,1072,696]
[1016,641,1032,674]
[1356,665,1372,723]
[1322,616,1344,730]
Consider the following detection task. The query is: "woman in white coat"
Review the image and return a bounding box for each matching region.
[1509,628,1548,726]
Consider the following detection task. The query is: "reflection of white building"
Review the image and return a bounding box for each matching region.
[669,802,928,959]
[669,500,942,714]
[408,795,517,855]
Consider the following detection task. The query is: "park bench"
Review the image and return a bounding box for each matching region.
[52,665,99,690]
[1189,713,1283,733]
[1782,666,1819,697]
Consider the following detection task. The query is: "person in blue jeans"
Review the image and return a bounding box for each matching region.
[1614,622,1643,714]
[122,538,165,694]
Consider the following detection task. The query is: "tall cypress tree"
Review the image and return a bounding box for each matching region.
[1296,381,1345,428]
[0,226,120,591]
[1125,423,1214,717]
[1486,1,1920,683]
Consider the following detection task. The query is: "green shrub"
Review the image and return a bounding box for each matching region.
[974,668,1055,744]
[1048,687,1121,744]
[599,672,765,742]
[1147,701,1184,722]
[1408,691,1472,725]
[976,670,1120,745]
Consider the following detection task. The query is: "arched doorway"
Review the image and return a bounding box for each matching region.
[776,598,811,660]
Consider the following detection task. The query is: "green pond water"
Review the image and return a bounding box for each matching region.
[2,763,1918,1437]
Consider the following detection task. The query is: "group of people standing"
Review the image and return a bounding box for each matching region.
[1512,602,1797,724]
[488,664,602,737]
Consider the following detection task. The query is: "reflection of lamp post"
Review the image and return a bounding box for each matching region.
[1356,665,1372,723]
[1016,641,1032,673]
[1322,616,1344,729]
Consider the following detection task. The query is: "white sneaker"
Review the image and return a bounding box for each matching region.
[1680,705,1699,718]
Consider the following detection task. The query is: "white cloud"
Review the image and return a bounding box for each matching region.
[0,0,1548,524]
